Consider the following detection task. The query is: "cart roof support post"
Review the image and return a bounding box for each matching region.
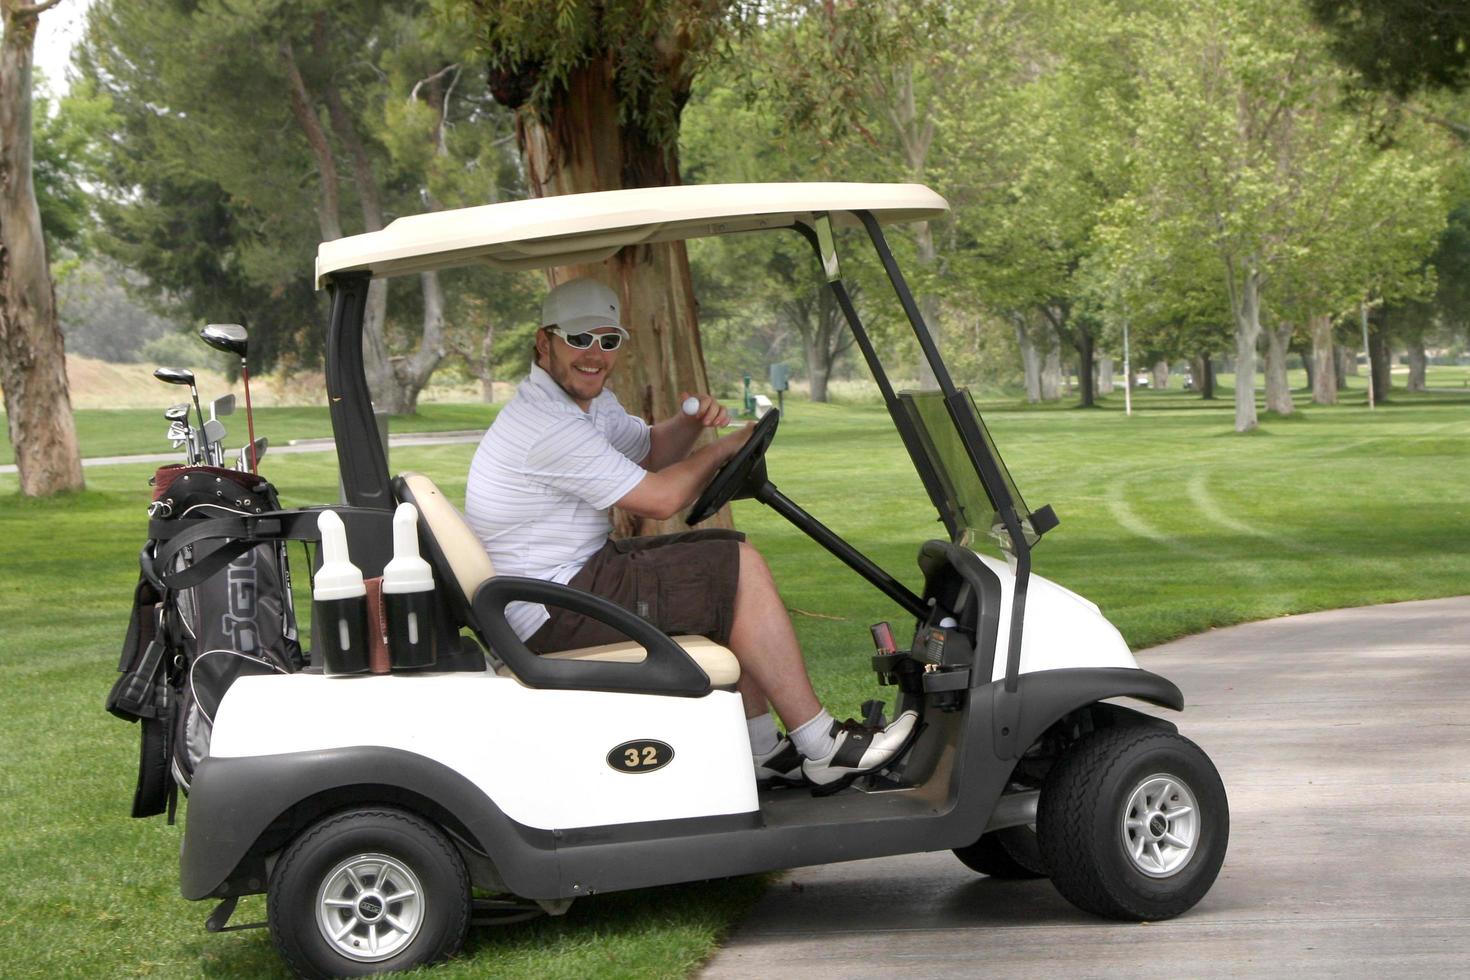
[326,272,393,510]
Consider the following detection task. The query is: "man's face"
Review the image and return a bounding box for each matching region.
[536,327,622,409]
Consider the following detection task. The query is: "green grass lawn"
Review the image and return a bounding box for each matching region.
[1,384,1467,977]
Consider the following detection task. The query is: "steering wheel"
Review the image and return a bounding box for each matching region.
[686,409,780,526]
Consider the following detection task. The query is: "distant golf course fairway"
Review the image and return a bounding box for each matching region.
[1,381,1466,978]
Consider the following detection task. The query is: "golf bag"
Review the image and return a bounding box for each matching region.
[108,464,304,819]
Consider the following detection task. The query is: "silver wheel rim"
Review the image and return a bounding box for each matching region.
[1121,773,1200,878]
[315,852,425,962]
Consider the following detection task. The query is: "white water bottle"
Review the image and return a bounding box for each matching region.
[313,510,369,675]
[382,503,438,670]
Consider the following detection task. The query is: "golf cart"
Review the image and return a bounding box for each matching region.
[179,183,1228,976]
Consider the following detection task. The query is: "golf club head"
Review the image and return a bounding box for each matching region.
[203,418,226,445]
[164,404,190,422]
[200,323,248,358]
[210,393,236,418]
[154,366,197,388]
[238,436,268,471]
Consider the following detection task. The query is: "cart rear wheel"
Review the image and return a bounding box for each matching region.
[1037,727,1227,921]
[952,826,1047,879]
[267,808,470,978]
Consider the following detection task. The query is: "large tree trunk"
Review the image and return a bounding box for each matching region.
[1405,339,1426,392]
[1074,324,1096,406]
[385,270,448,415]
[1264,322,1293,415]
[511,53,721,535]
[1230,267,1262,432]
[1335,345,1351,390]
[803,335,829,403]
[1040,326,1062,401]
[1193,352,1216,399]
[1151,358,1169,391]
[1014,313,1041,403]
[1367,328,1391,404]
[1309,313,1337,405]
[0,0,82,497]
[1097,356,1114,394]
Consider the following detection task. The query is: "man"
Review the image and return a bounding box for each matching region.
[466,278,915,788]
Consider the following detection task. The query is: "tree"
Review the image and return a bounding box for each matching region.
[1308,0,1470,102]
[79,0,502,412]
[0,0,83,497]
[1102,0,1441,431]
[458,0,749,532]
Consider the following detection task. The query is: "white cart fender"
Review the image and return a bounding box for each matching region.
[971,552,1139,682]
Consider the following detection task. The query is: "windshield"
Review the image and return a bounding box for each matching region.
[898,390,1038,553]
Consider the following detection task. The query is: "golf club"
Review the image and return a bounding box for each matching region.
[210,393,236,419]
[154,367,207,449]
[236,436,267,471]
[203,418,227,466]
[199,324,256,473]
[164,403,199,464]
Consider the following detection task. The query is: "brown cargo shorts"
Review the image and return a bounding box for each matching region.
[525,529,745,654]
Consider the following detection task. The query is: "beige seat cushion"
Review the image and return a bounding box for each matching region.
[494,634,741,689]
[398,473,741,691]
[399,472,496,603]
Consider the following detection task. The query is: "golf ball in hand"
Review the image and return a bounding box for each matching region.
[682,396,701,416]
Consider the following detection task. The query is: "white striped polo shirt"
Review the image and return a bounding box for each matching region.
[464,364,651,639]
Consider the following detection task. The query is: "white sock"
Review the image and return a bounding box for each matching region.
[789,709,836,760]
[746,712,780,755]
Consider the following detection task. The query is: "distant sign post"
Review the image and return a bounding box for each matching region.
[769,363,790,415]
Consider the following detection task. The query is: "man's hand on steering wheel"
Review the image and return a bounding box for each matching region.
[686,409,779,526]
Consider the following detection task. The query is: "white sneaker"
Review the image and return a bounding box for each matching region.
[753,736,804,787]
[801,710,920,790]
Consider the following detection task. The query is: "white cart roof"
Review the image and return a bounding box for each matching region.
[314,182,948,287]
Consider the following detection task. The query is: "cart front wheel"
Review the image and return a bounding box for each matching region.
[1037,727,1228,921]
[268,808,470,978]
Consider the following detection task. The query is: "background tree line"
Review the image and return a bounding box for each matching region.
[4,0,1468,494]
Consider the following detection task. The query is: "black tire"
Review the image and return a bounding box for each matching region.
[1037,727,1228,921]
[953,826,1048,879]
[267,808,470,978]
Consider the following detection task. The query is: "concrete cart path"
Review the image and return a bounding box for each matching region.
[702,596,1470,978]
[0,430,483,474]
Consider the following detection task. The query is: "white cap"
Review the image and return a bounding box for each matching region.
[382,502,436,594]
[313,510,366,601]
[541,278,628,338]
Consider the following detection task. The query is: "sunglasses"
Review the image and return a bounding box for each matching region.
[549,327,623,351]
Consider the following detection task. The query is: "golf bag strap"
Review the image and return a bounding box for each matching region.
[153,510,322,589]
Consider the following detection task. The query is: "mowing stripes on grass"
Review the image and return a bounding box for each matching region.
[1,394,1467,977]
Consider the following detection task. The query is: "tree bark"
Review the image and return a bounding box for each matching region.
[1152,358,1169,391]
[512,53,723,535]
[1368,327,1391,404]
[1335,345,1351,389]
[1263,322,1293,415]
[1013,313,1041,402]
[1230,266,1262,432]
[0,0,82,496]
[1405,338,1426,392]
[1040,326,1062,401]
[1309,313,1336,405]
[1097,356,1114,394]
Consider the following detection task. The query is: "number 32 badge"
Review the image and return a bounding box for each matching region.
[606,740,674,773]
